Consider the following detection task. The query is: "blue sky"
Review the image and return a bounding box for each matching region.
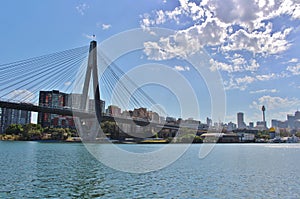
[1,0,300,126]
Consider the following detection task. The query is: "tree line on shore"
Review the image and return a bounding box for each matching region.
[0,121,204,143]
[2,121,299,142]
[0,123,77,141]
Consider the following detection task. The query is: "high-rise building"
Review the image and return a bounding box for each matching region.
[0,107,31,134]
[38,90,74,128]
[237,112,246,129]
[287,114,295,129]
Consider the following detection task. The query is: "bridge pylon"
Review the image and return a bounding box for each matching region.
[80,40,102,123]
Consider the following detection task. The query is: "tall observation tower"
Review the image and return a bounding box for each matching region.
[262,105,266,128]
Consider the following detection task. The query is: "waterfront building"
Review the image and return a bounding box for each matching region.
[132,107,148,120]
[233,129,258,136]
[237,112,246,129]
[38,90,75,129]
[0,107,31,134]
[238,132,255,142]
[107,105,121,116]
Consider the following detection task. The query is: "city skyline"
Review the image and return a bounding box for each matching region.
[0,0,300,125]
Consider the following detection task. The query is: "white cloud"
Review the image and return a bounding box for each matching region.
[245,59,260,71]
[250,95,300,111]
[210,59,234,73]
[287,65,300,75]
[210,55,260,73]
[64,81,72,86]
[76,3,89,16]
[236,76,256,84]
[288,58,298,63]
[224,75,256,90]
[144,18,228,60]
[155,10,166,25]
[256,73,276,81]
[102,24,112,30]
[249,89,278,94]
[203,0,299,30]
[174,65,190,71]
[224,72,286,90]
[141,0,299,60]
[221,25,292,55]
[7,90,35,103]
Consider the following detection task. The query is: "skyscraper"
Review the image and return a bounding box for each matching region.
[237,112,246,129]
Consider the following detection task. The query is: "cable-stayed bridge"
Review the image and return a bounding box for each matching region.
[0,41,186,139]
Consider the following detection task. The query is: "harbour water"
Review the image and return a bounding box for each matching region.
[0,142,300,198]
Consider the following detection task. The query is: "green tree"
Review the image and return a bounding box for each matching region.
[101,121,117,138]
[22,123,43,140]
[5,124,23,135]
[193,135,203,143]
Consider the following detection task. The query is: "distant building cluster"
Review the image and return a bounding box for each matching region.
[226,111,267,132]
[272,111,300,130]
[106,106,162,123]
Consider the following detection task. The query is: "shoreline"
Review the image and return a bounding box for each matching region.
[1,139,295,144]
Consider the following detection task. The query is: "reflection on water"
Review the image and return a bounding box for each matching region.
[0,142,300,198]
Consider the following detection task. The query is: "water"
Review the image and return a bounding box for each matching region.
[0,142,300,198]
